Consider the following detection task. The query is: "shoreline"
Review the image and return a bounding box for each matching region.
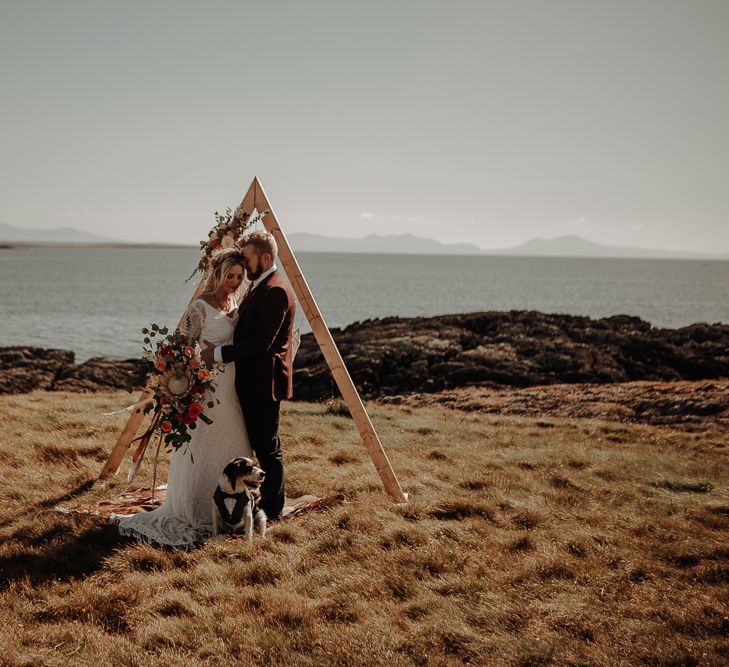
[3,309,729,434]
[2,242,729,261]
[0,241,196,250]
[3,310,728,396]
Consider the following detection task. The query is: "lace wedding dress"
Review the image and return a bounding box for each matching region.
[117,299,253,548]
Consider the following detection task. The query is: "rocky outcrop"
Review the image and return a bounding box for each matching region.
[53,357,141,393]
[0,347,75,394]
[292,311,729,400]
[0,348,139,395]
[384,379,729,434]
[1,311,728,398]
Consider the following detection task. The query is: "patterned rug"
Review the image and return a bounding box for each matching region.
[55,485,340,523]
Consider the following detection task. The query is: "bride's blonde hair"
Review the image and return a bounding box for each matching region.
[201,248,248,308]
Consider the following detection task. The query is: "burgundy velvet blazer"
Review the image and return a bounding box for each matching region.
[221,270,296,402]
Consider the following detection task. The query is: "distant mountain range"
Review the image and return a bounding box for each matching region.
[288,232,483,255]
[1,222,726,259]
[289,234,729,259]
[288,232,728,259]
[0,222,118,244]
[485,234,729,260]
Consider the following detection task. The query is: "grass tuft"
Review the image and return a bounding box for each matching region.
[429,500,499,522]
[653,479,714,493]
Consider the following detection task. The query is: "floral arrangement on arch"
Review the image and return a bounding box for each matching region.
[188,206,269,280]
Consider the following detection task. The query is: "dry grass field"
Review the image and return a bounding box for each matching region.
[0,390,727,666]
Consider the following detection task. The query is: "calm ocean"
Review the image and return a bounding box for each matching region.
[0,247,727,362]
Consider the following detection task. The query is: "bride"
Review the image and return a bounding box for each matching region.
[117,248,253,547]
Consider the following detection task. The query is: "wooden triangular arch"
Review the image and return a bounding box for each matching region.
[100,177,408,503]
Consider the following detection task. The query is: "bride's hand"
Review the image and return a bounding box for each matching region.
[201,341,215,368]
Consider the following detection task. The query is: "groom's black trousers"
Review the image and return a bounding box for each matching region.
[241,399,285,520]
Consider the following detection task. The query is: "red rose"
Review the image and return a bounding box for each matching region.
[189,358,200,369]
[183,414,196,425]
[211,240,222,249]
[183,346,194,357]
[160,420,173,433]
[188,403,203,419]
[159,396,170,405]
[155,359,167,371]
[192,385,205,394]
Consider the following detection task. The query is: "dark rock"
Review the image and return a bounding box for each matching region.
[0,347,75,394]
[291,310,729,400]
[53,357,141,392]
[2,310,728,400]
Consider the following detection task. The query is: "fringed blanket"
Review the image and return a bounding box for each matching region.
[55,486,341,524]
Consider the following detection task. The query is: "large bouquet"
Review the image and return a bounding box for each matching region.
[188,206,268,280]
[126,323,219,482]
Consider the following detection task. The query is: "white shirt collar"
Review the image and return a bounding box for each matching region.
[251,264,277,290]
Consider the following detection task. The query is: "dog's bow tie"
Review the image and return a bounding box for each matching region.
[213,487,252,525]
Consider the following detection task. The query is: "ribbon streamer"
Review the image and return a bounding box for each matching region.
[125,410,161,486]
[103,396,155,416]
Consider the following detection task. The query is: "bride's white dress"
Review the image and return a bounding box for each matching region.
[117,299,253,548]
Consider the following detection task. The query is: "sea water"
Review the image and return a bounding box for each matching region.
[0,247,726,361]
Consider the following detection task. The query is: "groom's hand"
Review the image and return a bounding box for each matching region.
[201,341,215,368]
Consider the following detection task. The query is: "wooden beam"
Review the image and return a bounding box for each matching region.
[251,177,408,503]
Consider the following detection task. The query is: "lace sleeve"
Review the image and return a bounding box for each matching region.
[179,300,206,343]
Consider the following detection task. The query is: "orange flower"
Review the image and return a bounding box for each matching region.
[160,420,173,433]
[197,369,209,381]
[188,358,200,369]
[183,346,194,357]
[155,359,167,371]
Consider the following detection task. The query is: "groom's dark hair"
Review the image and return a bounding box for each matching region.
[241,231,278,259]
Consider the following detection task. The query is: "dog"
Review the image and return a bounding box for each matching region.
[212,457,267,542]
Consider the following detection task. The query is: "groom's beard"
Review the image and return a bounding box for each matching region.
[246,267,263,281]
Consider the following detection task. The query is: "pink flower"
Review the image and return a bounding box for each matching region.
[188,358,200,369]
[183,346,194,357]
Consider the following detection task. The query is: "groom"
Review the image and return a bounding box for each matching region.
[203,231,296,521]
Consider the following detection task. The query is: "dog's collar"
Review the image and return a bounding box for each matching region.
[213,486,252,525]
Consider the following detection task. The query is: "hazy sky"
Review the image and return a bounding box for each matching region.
[1,1,727,251]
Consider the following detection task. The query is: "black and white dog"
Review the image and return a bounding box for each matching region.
[212,457,267,542]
